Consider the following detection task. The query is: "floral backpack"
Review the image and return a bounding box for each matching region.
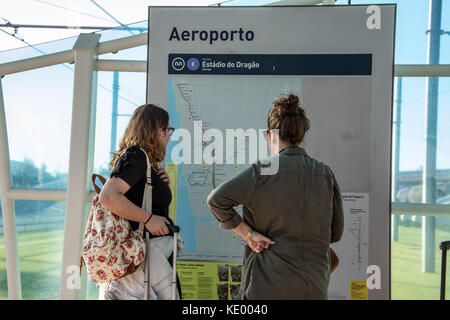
[80,148,152,283]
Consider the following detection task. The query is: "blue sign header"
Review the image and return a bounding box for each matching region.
[168,54,372,76]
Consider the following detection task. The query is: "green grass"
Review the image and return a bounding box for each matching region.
[391,225,450,300]
[0,225,449,299]
[0,229,63,299]
[0,228,99,300]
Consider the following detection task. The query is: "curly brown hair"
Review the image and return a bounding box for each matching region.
[109,104,169,169]
[267,93,310,147]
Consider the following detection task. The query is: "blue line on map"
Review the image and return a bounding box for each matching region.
[187,169,210,186]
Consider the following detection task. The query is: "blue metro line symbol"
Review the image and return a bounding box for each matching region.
[187,58,200,71]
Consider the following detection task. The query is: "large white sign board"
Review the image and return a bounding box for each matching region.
[147,5,395,300]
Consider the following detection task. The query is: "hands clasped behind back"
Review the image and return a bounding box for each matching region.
[247,231,276,254]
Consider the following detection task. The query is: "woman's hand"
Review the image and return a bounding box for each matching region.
[247,231,275,254]
[231,221,275,254]
[145,214,170,236]
[156,167,170,186]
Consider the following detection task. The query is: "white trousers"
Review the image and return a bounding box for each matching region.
[101,236,182,300]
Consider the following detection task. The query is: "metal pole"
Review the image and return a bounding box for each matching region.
[110,71,119,159]
[59,34,100,299]
[392,77,402,242]
[0,78,22,299]
[441,248,447,300]
[422,0,442,273]
[144,232,150,300]
[172,231,178,300]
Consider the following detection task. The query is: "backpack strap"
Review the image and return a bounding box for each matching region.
[92,174,106,194]
[139,147,152,187]
[138,147,153,236]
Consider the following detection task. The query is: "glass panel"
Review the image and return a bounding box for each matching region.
[93,71,147,177]
[15,200,65,299]
[392,77,450,299]
[99,45,148,62]
[96,21,148,61]
[96,21,148,43]
[442,0,450,64]
[391,214,450,299]
[391,77,450,205]
[0,36,77,64]
[86,280,99,300]
[3,65,73,190]
[0,21,147,64]
[349,0,441,64]
[1,1,448,65]
[0,207,7,299]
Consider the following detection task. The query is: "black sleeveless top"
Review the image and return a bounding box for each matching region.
[110,145,182,298]
[109,145,173,234]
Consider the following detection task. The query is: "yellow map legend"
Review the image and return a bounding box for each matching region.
[166,163,178,223]
[177,261,243,300]
[350,280,368,300]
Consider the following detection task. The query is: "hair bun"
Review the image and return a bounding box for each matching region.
[268,93,310,147]
[276,93,299,116]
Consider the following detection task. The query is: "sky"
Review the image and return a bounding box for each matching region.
[0,0,449,176]
[0,0,280,52]
[0,0,224,51]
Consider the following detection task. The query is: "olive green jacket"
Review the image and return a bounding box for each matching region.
[207,147,344,300]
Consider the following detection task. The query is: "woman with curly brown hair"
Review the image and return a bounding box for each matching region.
[207,93,344,300]
[99,103,180,299]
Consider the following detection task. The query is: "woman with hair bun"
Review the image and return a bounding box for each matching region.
[207,93,344,300]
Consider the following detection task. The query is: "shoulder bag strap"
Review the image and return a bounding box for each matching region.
[139,148,153,300]
[91,174,106,194]
[138,147,153,236]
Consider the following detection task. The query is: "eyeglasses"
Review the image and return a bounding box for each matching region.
[166,127,175,136]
